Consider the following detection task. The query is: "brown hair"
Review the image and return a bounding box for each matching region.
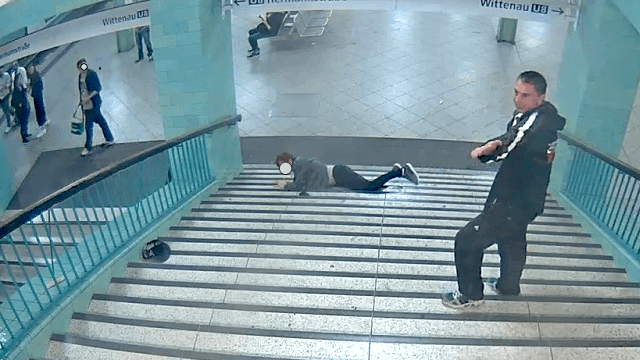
[275,152,294,167]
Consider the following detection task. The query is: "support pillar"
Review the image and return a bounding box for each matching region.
[551,0,640,191]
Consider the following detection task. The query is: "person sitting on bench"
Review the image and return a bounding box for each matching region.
[247,12,286,59]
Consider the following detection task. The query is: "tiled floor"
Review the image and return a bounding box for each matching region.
[231,10,569,142]
[3,8,639,200]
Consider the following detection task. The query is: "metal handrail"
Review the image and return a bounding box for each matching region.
[558,132,640,181]
[0,115,242,239]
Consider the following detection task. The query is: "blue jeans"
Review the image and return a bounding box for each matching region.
[84,106,114,150]
[1,94,14,127]
[14,90,30,141]
[248,27,272,51]
[136,27,153,60]
[32,92,47,127]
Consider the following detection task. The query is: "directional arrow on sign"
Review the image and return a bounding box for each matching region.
[234,0,246,5]
[552,8,564,15]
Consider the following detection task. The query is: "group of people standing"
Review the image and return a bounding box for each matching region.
[0,61,49,143]
[0,58,114,155]
[0,24,153,154]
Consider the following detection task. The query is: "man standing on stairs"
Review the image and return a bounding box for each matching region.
[273,152,420,193]
[442,71,566,309]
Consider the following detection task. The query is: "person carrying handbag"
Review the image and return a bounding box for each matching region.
[77,59,114,157]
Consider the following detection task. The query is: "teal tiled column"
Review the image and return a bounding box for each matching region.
[151,0,241,179]
[554,0,640,157]
[551,0,640,193]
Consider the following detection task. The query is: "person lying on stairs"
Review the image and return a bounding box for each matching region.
[274,152,419,195]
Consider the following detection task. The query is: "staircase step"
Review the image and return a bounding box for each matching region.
[44,165,640,359]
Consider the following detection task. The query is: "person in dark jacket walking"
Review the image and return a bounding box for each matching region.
[27,64,49,138]
[274,152,420,194]
[442,71,566,309]
[77,59,114,157]
[247,12,286,59]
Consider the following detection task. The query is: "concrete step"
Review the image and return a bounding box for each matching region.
[45,165,640,360]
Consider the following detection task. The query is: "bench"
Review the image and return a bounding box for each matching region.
[271,10,332,38]
[294,10,332,37]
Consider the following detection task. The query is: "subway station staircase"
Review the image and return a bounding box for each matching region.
[40,164,640,360]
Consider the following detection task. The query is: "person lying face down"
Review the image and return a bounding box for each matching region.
[273,152,420,194]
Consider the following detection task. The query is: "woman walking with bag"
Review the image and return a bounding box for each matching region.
[77,59,114,157]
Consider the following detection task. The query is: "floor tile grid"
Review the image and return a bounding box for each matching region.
[231,10,568,140]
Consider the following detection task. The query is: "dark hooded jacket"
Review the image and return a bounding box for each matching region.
[283,157,331,192]
[478,101,566,222]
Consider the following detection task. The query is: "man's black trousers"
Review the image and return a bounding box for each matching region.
[454,203,529,300]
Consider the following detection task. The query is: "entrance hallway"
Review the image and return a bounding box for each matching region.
[231,10,640,170]
[231,10,568,141]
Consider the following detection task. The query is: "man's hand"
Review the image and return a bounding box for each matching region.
[471,140,502,159]
[273,179,290,189]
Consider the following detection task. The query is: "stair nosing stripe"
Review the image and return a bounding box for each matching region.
[166,250,620,273]
[158,236,609,260]
[90,294,640,323]
[188,208,580,227]
[208,193,565,210]
[64,314,640,347]
[221,186,558,201]
[230,179,497,188]
[124,263,639,286]
[177,216,589,237]
[168,226,599,247]
[109,278,638,303]
[49,333,282,360]
[199,200,573,218]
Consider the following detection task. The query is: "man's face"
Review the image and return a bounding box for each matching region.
[514,81,545,113]
[77,62,88,73]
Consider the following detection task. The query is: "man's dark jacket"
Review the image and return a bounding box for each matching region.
[479,101,566,222]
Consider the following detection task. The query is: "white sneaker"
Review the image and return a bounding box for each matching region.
[442,290,484,310]
[81,148,91,157]
[36,127,46,138]
[102,140,115,147]
[4,127,10,134]
[43,119,51,127]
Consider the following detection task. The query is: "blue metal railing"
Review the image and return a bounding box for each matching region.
[559,132,640,255]
[0,115,241,355]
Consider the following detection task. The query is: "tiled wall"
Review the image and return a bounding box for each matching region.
[553,0,640,158]
[620,87,640,169]
[150,0,237,139]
